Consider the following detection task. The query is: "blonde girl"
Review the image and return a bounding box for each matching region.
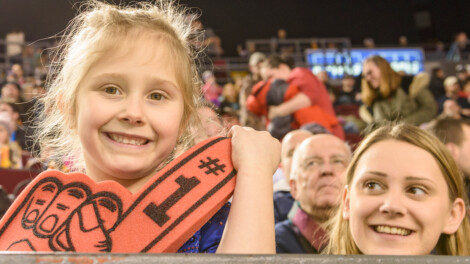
[34,0,279,253]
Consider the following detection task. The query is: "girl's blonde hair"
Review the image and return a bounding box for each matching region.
[326,123,470,255]
[35,0,202,171]
[361,56,402,106]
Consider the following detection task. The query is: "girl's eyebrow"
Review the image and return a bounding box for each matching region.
[92,73,179,89]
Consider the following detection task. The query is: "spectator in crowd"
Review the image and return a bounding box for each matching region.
[1,82,23,104]
[447,32,470,61]
[456,64,469,89]
[398,35,408,46]
[192,101,225,145]
[363,38,375,49]
[275,134,351,253]
[220,82,240,111]
[430,118,470,203]
[191,19,223,57]
[201,70,223,107]
[261,55,344,139]
[336,74,361,106]
[359,55,436,125]
[272,28,294,57]
[238,52,266,130]
[273,129,312,224]
[0,112,22,169]
[0,100,30,153]
[327,123,470,255]
[22,45,37,77]
[6,64,25,86]
[317,70,333,92]
[429,67,446,100]
[438,76,470,115]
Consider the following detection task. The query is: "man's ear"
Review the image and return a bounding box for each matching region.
[445,142,459,159]
[11,111,19,123]
[342,186,351,220]
[442,197,466,235]
[289,179,298,200]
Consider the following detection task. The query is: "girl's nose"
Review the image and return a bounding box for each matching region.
[117,96,145,125]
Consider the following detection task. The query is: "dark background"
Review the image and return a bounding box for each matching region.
[0,0,469,56]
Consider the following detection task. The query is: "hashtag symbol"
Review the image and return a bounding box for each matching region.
[198,157,226,176]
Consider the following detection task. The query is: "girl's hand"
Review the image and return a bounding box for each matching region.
[218,126,279,254]
[227,126,280,176]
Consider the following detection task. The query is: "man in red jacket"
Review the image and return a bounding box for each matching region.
[262,56,344,139]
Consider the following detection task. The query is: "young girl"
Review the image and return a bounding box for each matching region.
[27,0,279,253]
[327,123,470,255]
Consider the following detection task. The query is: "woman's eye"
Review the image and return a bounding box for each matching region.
[365,181,382,191]
[408,186,426,195]
[104,87,120,95]
[149,93,165,101]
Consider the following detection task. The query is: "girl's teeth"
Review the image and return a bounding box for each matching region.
[109,134,146,145]
[374,225,411,236]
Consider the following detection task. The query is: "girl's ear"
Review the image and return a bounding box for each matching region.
[442,197,466,235]
[342,185,351,220]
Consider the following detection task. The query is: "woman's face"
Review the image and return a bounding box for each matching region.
[343,139,465,255]
[362,61,382,89]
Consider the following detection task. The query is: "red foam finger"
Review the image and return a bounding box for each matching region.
[0,136,236,253]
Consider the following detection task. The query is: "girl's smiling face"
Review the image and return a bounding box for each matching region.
[75,33,184,192]
[343,139,465,255]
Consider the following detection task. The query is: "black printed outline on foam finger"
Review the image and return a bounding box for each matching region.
[33,183,92,239]
[49,192,123,252]
[0,176,63,237]
[21,180,61,230]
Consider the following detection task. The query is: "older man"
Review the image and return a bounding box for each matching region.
[430,118,470,201]
[275,134,351,253]
[273,129,312,224]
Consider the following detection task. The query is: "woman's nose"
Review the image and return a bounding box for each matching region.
[378,192,407,217]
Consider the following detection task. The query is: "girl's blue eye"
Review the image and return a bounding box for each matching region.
[104,87,120,95]
[149,93,164,101]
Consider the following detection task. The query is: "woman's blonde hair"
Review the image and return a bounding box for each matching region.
[361,56,402,106]
[326,122,470,255]
[35,0,203,171]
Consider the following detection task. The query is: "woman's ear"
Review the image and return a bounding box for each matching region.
[342,185,351,220]
[442,197,466,235]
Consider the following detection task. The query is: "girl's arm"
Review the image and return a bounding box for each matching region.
[216,126,280,254]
